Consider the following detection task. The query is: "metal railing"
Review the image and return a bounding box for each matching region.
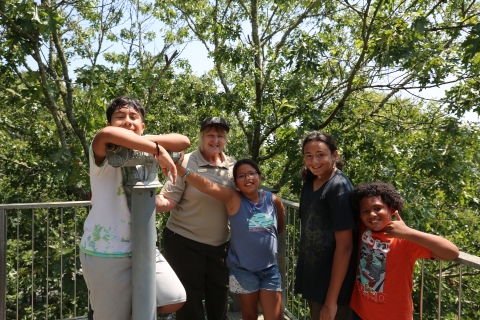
[280,200,480,320]
[1,201,479,320]
[0,202,91,320]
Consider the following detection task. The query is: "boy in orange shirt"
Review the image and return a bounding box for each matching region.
[349,182,459,320]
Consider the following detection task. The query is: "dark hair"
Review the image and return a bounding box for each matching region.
[301,131,344,181]
[233,159,262,181]
[350,182,405,220]
[106,96,145,123]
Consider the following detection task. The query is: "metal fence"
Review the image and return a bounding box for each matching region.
[280,200,480,320]
[0,202,91,320]
[1,201,480,320]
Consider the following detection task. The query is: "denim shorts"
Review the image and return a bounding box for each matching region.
[229,264,282,294]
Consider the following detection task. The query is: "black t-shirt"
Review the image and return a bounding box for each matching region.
[294,170,358,305]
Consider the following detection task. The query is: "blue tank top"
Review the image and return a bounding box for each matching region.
[227,191,279,272]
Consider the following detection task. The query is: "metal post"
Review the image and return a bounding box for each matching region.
[277,219,286,311]
[420,258,424,320]
[106,145,164,320]
[438,260,442,320]
[458,264,462,320]
[129,185,158,320]
[0,208,6,320]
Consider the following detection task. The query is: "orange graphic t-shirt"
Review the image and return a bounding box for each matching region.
[350,223,431,320]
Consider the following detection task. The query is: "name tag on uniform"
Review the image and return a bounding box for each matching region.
[197,169,208,172]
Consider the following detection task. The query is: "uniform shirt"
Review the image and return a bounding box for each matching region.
[160,149,236,246]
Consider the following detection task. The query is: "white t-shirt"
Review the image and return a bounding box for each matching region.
[80,145,132,257]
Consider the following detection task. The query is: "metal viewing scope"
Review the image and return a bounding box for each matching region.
[106,143,181,186]
[106,143,181,167]
[104,143,181,320]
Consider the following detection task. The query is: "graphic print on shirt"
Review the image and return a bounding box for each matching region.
[249,211,275,232]
[301,206,336,268]
[357,228,390,303]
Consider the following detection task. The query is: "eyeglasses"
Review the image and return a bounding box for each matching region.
[236,171,258,181]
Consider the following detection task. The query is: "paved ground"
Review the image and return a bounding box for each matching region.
[228,311,290,320]
[66,312,289,319]
[228,311,263,320]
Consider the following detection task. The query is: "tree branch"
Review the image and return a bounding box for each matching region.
[145,50,180,111]
[0,156,32,169]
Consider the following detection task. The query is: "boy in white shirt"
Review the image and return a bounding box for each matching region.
[80,96,189,319]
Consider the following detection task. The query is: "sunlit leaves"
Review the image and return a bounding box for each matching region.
[461,23,480,73]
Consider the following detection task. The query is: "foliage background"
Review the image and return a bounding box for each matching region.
[1,0,480,318]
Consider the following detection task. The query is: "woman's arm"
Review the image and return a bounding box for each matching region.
[272,194,285,235]
[156,194,179,213]
[176,164,240,216]
[321,229,353,320]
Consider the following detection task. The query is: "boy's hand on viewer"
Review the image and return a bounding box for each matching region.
[384,211,412,239]
[156,145,177,184]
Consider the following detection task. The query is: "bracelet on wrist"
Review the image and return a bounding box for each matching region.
[154,142,160,158]
[182,168,191,178]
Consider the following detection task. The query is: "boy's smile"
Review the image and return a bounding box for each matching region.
[359,196,395,232]
[108,106,145,135]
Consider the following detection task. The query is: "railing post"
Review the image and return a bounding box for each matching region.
[0,208,6,320]
[437,260,442,320]
[458,264,462,320]
[420,258,424,320]
[278,221,287,310]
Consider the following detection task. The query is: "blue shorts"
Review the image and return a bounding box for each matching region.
[229,264,282,294]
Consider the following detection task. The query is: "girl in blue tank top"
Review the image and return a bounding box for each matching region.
[174,157,285,320]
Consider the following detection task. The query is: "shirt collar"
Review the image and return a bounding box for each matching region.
[195,149,232,169]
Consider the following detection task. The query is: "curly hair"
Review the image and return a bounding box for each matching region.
[350,182,404,220]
